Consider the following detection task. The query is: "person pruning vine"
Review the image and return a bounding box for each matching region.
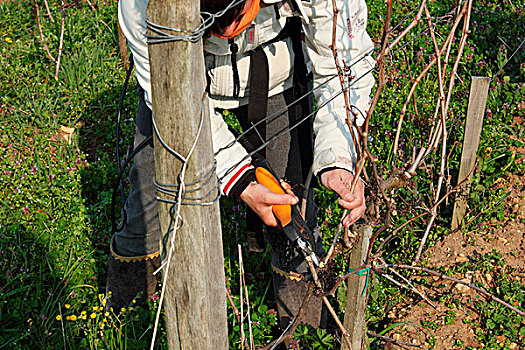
[109,0,375,329]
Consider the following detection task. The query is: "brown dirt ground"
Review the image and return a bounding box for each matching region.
[382,125,525,349]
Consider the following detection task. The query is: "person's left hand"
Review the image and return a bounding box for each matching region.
[320,168,366,227]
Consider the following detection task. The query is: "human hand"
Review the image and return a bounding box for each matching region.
[320,168,366,227]
[239,181,298,227]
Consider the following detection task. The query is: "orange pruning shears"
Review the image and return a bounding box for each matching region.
[255,167,320,267]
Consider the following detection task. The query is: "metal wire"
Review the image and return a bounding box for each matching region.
[145,0,429,45]
[492,37,525,81]
[213,49,376,158]
[146,0,246,44]
[150,100,208,350]
[216,66,376,183]
[150,100,220,205]
[153,161,221,205]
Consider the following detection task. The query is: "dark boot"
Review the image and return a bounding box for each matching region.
[272,265,327,329]
[106,237,161,311]
[246,209,266,253]
[268,224,327,329]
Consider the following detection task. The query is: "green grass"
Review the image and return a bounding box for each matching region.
[0,0,524,348]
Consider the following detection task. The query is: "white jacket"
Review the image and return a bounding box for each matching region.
[119,0,375,195]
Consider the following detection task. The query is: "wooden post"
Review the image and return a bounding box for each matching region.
[117,22,129,70]
[146,1,228,349]
[341,225,372,350]
[452,76,490,230]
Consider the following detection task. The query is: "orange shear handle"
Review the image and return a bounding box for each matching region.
[254,167,292,227]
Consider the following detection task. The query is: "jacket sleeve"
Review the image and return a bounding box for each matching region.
[208,99,255,196]
[300,0,375,176]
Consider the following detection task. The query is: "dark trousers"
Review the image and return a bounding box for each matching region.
[114,85,325,328]
[229,87,326,328]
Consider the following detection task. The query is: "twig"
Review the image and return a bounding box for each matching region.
[239,245,246,350]
[385,0,427,55]
[43,0,55,22]
[35,0,56,63]
[377,264,525,317]
[58,302,66,350]
[414,0,473,262]
[239,245,254,350]
[325,264,370,297]
[226,288,254,350]
[84,0,96,11]
[322,210,347,265]
[381,273,435,306]
[300,167,314,220]
[324,295,353,348]
[306,259,353,349]
[374,211,428,255]
[392,0,469,159]
[378,259,436,308]
[359,1,395,250]
[226,287,241,322]
[55,0,66,81]
[329,0,353,138]
[373,162,477,257]
[367,331,429,349]
[261,284,315,350]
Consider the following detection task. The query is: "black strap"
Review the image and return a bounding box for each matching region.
[229,39,241,98]
[288,16,310,89]
[242,16,312,248]
[247,48,269,160]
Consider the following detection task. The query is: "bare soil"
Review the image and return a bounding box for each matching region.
[382,129,525,349]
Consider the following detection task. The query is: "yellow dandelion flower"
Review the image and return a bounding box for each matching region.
[103,318,107,323]
[82,314,87,320]
[56,315,62,321]
[129,307,133,311]
[92,306,99,311]
[70,315,77,321]
[135,315,139,319]
[5,37,12,43]
[65,304,71,309]
[104,312,109,317]
[121,307,126,313]
[132,299,136,304]
[66,316,71,321]
[90,313,96,319]
[81,311,87,315]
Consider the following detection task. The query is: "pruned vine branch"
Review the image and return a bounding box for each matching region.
[35,0,66,80]
[376,263,525,317]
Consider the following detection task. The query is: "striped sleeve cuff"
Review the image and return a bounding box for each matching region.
[222,164,256,197]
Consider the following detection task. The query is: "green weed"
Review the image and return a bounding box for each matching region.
[0,0,524,348]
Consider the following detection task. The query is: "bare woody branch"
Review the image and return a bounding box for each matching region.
[414,0,474,262]
[377,263,525,317]
[35,0,56,63]
[55,0,66,81]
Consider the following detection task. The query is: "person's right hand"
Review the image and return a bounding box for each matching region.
[239,181,298,227]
